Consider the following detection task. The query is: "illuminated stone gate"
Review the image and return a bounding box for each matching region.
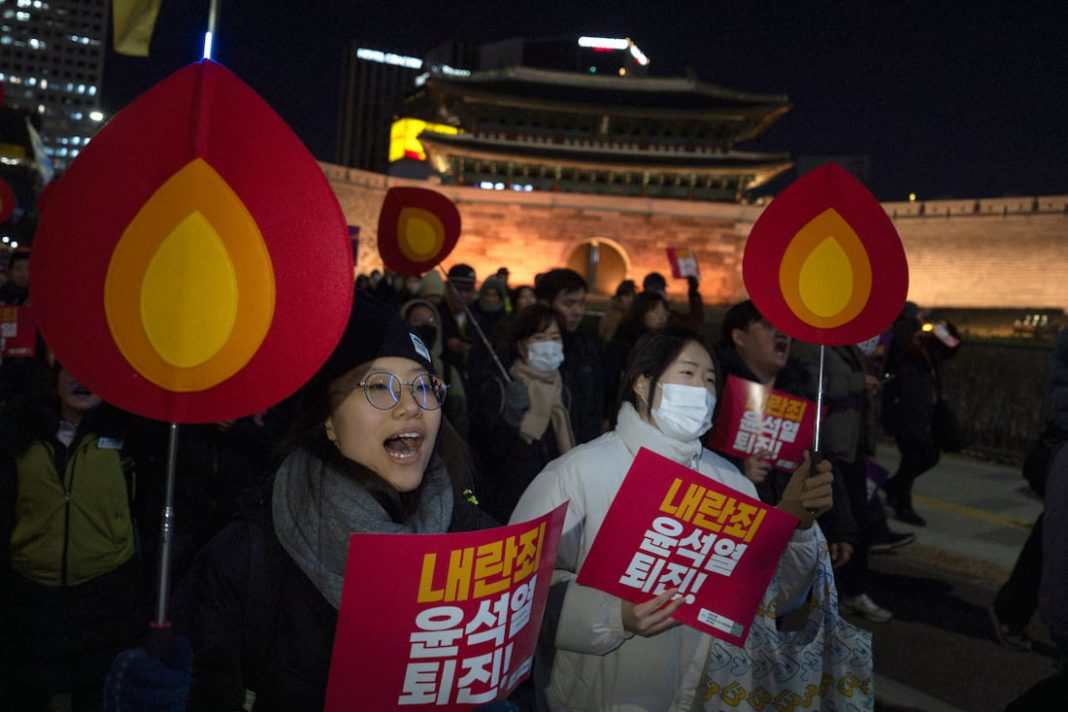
[324,163,1068,311]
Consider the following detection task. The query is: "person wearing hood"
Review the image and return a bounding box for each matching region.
[881,318,962,525]
[401,298,469,452]
[420,269,446,307]
[470,304,575,522]
[173,291,496,711]
[510,327,833,711]
[467,276,511,387]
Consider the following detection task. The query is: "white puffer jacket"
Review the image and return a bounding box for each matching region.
[510,402,820,712]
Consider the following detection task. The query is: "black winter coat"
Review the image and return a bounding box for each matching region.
[711,347,859,548]
[881,347,940,443]
[560,329,605,444]
[469,375,570,522]
[177,483,497,712]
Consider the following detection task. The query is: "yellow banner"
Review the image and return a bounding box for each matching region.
[112,0,163,57]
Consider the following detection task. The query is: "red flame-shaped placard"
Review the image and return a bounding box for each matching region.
[743,163,908,346]
[377,187,461,276]
[32,60,354,423]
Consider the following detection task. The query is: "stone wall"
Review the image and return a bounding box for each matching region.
[322,163,1068,309]
[884,197,1068,310]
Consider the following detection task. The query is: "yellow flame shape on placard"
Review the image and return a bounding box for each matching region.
[397,207,445,262]
[104,158,276,391]
[779,208,872,328]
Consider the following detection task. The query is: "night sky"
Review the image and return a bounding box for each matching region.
[102,0,1068,202]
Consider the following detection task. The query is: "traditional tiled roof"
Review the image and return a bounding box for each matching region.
[419,132,793,191]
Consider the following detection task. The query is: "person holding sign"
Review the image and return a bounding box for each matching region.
[510,327,833,711]
[175,291,497,711]
[713,300,868,570]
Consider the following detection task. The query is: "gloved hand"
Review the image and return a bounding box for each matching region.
[105,635,192,712]
[501,379,531,428]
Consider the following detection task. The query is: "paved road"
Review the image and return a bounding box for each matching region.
[854,447,1056,712]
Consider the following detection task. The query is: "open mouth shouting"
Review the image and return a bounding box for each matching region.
[384,429,426,465]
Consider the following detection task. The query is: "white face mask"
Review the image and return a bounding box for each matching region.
[651,383,716,442]
[525,340,564,373]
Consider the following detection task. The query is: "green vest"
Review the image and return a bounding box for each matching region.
[10,435,135,586]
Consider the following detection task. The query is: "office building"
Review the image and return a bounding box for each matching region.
[0,0,108,172]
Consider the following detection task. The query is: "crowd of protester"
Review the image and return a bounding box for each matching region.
[2,248,1061,710]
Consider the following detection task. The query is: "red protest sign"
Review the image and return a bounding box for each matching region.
[576,448,797,647]
[325,503,567,711]
[0,305,36,358]
[706,375,818,472]
[666,247,701,280]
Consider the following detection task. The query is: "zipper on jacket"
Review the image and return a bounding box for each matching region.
[59,444,83,588]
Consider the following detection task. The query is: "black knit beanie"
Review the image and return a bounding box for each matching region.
[318,289,436,384]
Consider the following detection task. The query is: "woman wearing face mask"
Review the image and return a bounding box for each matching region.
[510,328,834,712]
[172,292,497,712]
[470,304,575,523]
[401,297,470,443]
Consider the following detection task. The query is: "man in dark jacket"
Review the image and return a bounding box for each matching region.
[536,269,604,444]
[712,301,892,573]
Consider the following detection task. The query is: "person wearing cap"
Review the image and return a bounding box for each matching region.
[441,265,476,357]
[172,291,496,711]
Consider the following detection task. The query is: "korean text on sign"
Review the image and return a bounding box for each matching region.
[576,448,799,647]
[616,478,766,603]
[707,375,817,471]
[400,524,546,705]
[324,503,567,711]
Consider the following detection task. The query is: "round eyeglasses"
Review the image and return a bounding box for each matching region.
[336,371,447,411]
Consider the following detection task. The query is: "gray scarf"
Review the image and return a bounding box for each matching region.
[272,448,454,609]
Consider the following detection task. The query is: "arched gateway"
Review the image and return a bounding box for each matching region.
[565,238,630,296]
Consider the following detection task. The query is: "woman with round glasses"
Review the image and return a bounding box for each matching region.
[174,291,497,711]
